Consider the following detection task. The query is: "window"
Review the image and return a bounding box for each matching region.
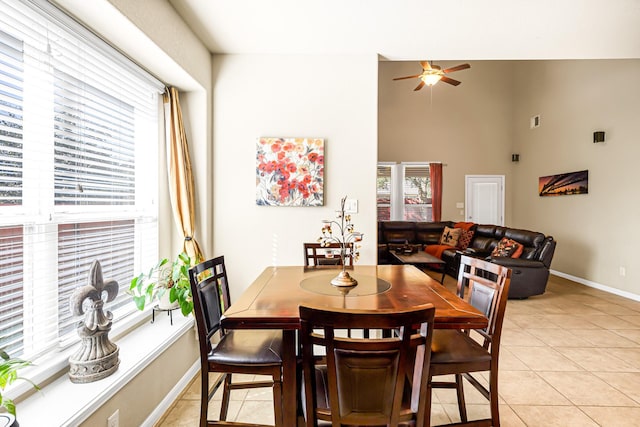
[376,163,432,221]
[0,0,163,360]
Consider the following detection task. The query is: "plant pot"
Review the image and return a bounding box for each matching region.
[0,414,18,427]
[158,290,179,310]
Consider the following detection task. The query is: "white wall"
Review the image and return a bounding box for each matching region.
[512,59,640,295]
[212,54,379,295]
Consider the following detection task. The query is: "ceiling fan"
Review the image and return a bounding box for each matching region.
[393,61,471,90]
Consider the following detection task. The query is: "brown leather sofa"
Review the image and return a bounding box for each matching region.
[378,221,556,299]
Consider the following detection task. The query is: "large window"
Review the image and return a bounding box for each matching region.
[377,163,432,221]
[0,0,162,359]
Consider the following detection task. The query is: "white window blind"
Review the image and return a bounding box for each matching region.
[0,0,162,359]
[377,163,432,221]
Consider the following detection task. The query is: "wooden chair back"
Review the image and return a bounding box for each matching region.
[299,304,435,427]
[456,254,511,348]
[303,242,353,267]
[189,255,231,354]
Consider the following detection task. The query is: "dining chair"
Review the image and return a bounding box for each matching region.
[429,254,511,427]
[299,303,436,427]
[189,255,284,427]
[303,242,353,268]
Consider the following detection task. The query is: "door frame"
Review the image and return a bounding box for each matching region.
[464,175,505,226]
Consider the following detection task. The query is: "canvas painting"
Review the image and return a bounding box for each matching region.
[256,137,324,206]
[539,170,588,197]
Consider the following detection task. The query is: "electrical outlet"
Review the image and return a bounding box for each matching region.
[107,409,119,427]
[619,266,626,277]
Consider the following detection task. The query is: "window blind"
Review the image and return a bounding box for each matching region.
[0,0,162,359]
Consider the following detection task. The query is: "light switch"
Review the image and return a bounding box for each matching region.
[345,199,358,213]
[455,202,464,209]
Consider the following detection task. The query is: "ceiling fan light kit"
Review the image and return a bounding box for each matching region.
[393,60,470,90]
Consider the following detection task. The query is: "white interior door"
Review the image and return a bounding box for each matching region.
[465,175,504,225]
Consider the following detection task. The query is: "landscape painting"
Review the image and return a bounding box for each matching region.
[539,170,588,197]
[256,137,324,206]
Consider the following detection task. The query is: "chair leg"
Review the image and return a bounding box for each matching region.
[200,370,209,427]
[489,369,500,427]
[272,373,283,427]
[455,373,468,423]
[220,373,232,421]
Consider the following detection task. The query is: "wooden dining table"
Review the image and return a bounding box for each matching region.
[222,264,488,426]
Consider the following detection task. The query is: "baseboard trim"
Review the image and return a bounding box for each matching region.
[550,269,640,302]
[141,360,200,427]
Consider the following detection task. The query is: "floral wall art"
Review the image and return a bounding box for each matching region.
[256,137,324,206]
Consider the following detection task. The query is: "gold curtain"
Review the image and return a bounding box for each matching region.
[163,87,204,262]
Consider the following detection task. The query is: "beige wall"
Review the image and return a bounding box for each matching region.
[512,59,640,295]
[212,54,379,295]
[79,329,198,427]
[378,61,516,224]
[379,59,640,298]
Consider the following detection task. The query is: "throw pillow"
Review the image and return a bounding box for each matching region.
[439,226,461,247]
[457,229,475,250]
[491,237,523,258]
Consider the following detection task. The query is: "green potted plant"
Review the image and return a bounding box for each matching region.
[128,252,195,317]
[0,346,39,426]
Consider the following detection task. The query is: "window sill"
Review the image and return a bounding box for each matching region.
[15,311,195,426]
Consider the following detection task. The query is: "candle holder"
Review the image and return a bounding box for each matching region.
[318,196,363,287]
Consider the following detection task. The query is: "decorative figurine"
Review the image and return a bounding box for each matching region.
[68,260,120,383]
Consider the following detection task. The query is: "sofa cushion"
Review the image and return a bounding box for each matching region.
[456,229,474,250]
[415,221,451,245]
[491,237,523,258]
[439,226,461,246]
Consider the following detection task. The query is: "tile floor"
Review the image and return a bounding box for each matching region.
[156,273,640,426]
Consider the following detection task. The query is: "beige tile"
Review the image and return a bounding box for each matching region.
[566,328,638,347]
[542,314,600,329]
[508,346,582,371]
[501,329,547,347]
[157,400,201,427]
[510,405,599,427]
[592,372,640,404]
[555,347,639,372]
[497,371,571,405]
[612,329,640,344]
[580,406,640,427]
[584,314,640,329]
[207,399,243,423]
[246,385,277,401]
[499,346,531,371]
[508,314,559,329]
[234,400,276,425]
[527,328,591,347]
[497,404,527,427]
[538,371,637,406]
[608,348,640,370]
[581,302,640,316]
[430,402,453,425]
[618,315,640,326]
[441,403,490,424]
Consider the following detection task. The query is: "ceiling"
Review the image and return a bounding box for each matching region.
[168,0,640,60]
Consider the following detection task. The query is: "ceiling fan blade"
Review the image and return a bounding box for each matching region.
[420,61,432,71]
[440,76,461,86]
[392,74,422,81]
[443,63,471,74]
[414,81,426,91]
